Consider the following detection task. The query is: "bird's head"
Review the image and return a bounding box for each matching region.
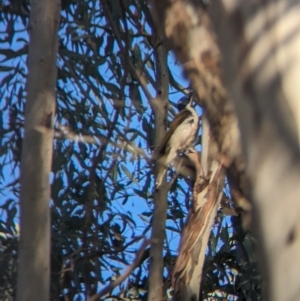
[177,92,193,111]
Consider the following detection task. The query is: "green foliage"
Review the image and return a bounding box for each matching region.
[201,215,262,301]
[0,1,262,300]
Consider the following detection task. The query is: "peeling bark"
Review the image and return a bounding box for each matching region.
[172,158,225,301]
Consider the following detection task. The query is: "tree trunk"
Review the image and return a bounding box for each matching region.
[150,0,300,300]
[16,1,60,301]
[208,1,300,301]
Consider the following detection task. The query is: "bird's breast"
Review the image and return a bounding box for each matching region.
[168,116,198,150]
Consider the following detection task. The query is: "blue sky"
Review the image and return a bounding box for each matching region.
[0,7,192,265]
[0,6,236,298]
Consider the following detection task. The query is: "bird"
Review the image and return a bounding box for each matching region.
[153,93,199,188]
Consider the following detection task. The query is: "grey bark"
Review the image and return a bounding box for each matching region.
[208,1,300,300]
[16,1,60,301]
[147,40,170,301]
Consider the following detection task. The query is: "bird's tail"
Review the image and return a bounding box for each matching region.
[154,149,177,188]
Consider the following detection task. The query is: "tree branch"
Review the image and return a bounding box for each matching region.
[86,239,154,301]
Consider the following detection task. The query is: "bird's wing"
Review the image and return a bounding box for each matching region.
[153,109,192,160]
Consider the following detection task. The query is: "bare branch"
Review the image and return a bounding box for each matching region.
[86,239,154,301]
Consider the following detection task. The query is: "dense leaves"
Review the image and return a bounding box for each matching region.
[0,1,261,300]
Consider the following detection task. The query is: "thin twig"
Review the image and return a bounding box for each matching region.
[101,0,154,102]
[86,239,155,301]
[55,124,150,160]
